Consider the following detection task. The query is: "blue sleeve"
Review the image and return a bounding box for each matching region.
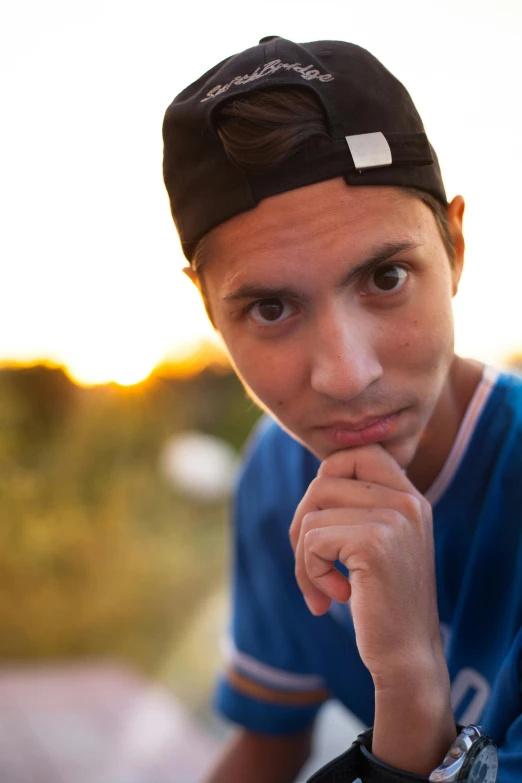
[481,627,522,781]
[214,417,330,735]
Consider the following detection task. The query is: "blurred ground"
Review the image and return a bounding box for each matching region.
[0,662,219,783]
[0,661,363,783]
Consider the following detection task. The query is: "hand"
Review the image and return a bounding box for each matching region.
[289,444,443,688]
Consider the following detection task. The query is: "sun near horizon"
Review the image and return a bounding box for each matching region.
[1,338,231,388]
[72,337,230,387]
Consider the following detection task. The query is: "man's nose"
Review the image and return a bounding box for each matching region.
[309,311,383,401]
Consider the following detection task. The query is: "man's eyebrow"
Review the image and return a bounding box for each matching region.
[222,241,421,302]
[223,283,306,303]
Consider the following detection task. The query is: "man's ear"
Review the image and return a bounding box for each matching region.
[447,195,465,296]
[183,265,201,290]
[182,266,216,327]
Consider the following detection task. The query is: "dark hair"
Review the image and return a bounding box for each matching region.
[216,87,331,170]
[193,87,455,270]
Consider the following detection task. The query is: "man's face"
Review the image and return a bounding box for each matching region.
[195,179,463,466]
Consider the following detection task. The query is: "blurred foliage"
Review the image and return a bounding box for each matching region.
[0,364,261,680]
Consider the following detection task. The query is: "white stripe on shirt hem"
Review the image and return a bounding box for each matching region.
[221,637,327,691]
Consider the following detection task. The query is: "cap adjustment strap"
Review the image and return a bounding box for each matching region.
[346,131,433,172]
[345,132,392,170]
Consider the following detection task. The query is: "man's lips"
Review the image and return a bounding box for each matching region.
[316,411,403,447]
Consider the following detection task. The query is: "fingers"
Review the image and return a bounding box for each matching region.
[295,507,399,615]
[300,523,362,613]
[303,524,360,605]
[289,473,423,553]
[318,444,418,496]
[289,444,432,617]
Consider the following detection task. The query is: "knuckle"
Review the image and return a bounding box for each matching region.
[317,458,334,477]
[303,526,321,548]
[420,495,432,518]
[364,521,390,555]
[318,449,353,475]
[294,558,307,584]
[301,511,319,533]
[308,475,326,497]
[399,492,424,520]
[378,507,404,526]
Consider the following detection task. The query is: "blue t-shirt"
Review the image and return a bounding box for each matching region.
[215,366,522,779]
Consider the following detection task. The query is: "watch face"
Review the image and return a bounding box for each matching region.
[466,744,498,783]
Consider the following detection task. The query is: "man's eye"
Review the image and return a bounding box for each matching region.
[366,264,408,294]
[249,298,296,324]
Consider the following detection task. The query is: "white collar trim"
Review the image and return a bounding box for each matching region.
[424,365,500,507]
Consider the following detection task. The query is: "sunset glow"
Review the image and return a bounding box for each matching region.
[67,354,158,388]
[60,336,229,387]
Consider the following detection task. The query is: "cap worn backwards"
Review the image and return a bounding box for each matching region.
[162,36,447,262]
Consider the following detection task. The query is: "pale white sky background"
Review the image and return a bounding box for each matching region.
[1,0,521,383]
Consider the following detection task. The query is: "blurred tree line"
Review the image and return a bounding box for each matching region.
[0,364,261,679]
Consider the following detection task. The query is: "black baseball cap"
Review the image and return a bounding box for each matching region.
[162,36,447,262]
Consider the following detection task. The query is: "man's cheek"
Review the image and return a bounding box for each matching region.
[392,311,454,371]
[238,349,298,391]
[230,355,290,412]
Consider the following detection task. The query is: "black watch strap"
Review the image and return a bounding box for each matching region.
[305,736,362,783]
[306,728,431,783]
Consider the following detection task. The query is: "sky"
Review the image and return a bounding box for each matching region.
[1,0,521,384]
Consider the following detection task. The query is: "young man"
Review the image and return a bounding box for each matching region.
[162,38,522,782]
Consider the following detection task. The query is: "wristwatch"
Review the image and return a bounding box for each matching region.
[306,724,498,783]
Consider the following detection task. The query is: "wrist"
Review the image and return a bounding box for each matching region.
[373,666,455,776]
[371,642,450,695]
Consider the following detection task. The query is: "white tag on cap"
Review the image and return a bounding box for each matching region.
[345,132,392,170]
